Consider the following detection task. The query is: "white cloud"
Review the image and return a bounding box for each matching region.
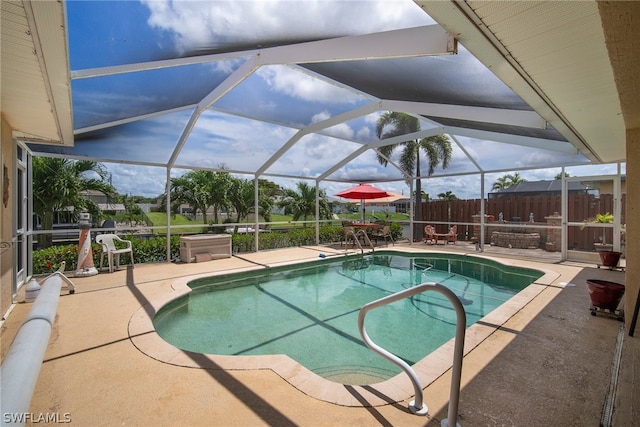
[142,0,433,54]
[257,66,361,104]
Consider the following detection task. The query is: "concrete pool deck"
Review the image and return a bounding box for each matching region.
[2,242,638,426]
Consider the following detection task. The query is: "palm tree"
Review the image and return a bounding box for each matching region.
[168,170,215,224]
[32,157,115,248]
[438,191,458,201]
[225,178,275,231]
[492,175,510,191]
[279,182,330,226]
[227,177,254,228]
[492,172,527,190]
[507,172,526,187]
[375,112,452,240]
[209,171,232,224]
[119,194,145,226]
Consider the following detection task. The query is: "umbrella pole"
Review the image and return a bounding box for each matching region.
[361,199,365,222]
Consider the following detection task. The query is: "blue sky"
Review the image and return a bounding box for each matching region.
[64,1,621,200]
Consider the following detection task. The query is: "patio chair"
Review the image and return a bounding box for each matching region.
[373,225,394,246]
[343,225,370,248]
[96,234,134,273]
[445,225,458,244]
[424,225,436,244]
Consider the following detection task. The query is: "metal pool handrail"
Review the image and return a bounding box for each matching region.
[357,282,466,427]
[345,229,375,253]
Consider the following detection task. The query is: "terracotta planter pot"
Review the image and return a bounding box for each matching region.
[586,279,625,311]
[598,250,622,267]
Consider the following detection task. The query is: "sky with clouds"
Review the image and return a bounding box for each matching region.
[63,0,622,200]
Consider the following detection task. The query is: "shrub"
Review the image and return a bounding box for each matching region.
[33,235,181,274]
[31,225,389,273]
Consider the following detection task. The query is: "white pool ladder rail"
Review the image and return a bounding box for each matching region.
[358,282,466,427]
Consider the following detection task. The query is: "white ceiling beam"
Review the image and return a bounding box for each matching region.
[257,103,382,175]
[382,100,547,129]
[317,128,444,180]
[23,0,74,145]
[259,25,456,65]
[72,25,455,81]
[167,57,259,169]
[415,1,599,162]
[444,126,579,154]
[74,105,196,135]
[71,52,256,80]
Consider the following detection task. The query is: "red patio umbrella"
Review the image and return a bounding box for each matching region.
[335,183,390,200]
[336,184,390,222]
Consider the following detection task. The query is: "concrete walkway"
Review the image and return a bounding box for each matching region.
[1,243,637,426]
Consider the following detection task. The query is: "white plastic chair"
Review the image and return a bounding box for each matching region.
[96,234,134,273]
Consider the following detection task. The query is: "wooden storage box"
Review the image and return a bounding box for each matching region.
[180,234,232,263]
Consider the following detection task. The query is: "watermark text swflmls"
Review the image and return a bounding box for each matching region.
[3,412,72,424]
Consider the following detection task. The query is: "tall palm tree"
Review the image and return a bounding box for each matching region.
[227,177,254,228]
[32,157,115,248]
[375,112,452,240]
[210,171,232,224]
[279,182,330,226]
[168,170,215,224]
[224,178,275,231]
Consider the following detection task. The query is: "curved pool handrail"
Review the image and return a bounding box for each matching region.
[357,282,466,426]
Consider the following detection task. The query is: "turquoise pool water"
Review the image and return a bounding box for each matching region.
[154,252,543,384]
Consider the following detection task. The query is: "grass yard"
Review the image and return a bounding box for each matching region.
[144,211,410,234]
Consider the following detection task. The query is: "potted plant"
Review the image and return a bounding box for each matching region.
[586,279,625,317]
[581,212,621,267]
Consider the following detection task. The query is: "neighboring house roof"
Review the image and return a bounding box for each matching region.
[490,180,591,196]
[362,192,410,205]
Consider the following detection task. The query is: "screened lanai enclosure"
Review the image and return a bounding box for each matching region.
[2,1,632,284]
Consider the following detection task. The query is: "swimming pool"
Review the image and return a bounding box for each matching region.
[153,251,544,385]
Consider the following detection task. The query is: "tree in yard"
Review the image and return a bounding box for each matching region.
[375,111,452,241]
[491,175,510,191]
[118,194,146,226]
[32,157,116,248]
[279,182,331,226]
[227,177,254,228]
[414,190,429,202]
[437,191,458,201]
[492,172,527,191]
[167,170,215,224]
[209,170,232,224]
[226,177,275,231]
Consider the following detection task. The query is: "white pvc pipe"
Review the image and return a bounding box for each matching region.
[1,275,62,426]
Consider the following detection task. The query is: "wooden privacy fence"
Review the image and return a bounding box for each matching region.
[421,194,625,250]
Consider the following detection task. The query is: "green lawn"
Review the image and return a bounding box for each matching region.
[145,211,410,234]
[145,212,208,234]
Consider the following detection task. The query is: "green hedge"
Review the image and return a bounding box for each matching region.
[32,224,403,274]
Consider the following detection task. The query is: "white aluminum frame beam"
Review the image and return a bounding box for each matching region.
[167,57,259,168]
[444,126,579,154]
[382,100,547,129]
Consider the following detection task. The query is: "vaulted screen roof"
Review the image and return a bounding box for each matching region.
[3,0,631,194]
